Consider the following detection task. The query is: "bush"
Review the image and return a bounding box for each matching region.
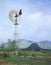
[0,53,3,58]
[2,52,9,58]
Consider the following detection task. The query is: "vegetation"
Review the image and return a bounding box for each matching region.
[0,39,51,65]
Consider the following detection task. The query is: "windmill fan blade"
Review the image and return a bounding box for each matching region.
[19,9,22,15]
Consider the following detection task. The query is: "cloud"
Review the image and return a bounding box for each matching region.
[0,0,51,42]
[21,11,51,41]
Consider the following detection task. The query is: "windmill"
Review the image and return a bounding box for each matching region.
[9,9,22,49]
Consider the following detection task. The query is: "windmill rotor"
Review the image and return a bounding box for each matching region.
[9,10,19,22]
[9,9,22,24]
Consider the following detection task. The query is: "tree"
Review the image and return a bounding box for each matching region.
[7,39,17,50]
[0,42,5,49]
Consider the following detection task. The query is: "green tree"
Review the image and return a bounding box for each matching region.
[7,39,17,50]
[1,42,5,49]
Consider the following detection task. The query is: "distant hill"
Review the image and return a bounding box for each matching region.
[21,43,42,51]
[38,40,51,49]
[0,39,51,50]
[17,39,51,50]
[18,39,33,48]
[18,39,51,49]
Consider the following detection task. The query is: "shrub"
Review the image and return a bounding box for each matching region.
[2,52,9,58]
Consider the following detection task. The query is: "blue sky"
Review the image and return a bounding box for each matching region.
[0,0,51,42]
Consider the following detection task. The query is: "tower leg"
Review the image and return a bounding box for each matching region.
[14,25,19,49]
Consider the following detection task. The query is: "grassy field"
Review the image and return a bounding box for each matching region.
[0,50,51,65]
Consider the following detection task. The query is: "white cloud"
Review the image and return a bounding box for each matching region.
[28,12,42,20]
[0,0,51,42]
[22,11,51,41]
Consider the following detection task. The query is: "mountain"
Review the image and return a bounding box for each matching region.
[17,39,33,49]
[38,40,51,49]
[18,39,51,49]
[21,43,42,50]
[16,39,51,49]
[0,39,51,50]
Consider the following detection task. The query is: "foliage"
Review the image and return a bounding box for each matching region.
[0,39,51,65]
[7,40,16,49]
[0,50,51,65]
[0,39,17,51]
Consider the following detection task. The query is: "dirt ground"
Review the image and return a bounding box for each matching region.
[0,60,29,65]
[0,63,29,65]
[0,60,17,65]
[0,63,18,65]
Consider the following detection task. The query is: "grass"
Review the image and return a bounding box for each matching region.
[0,50,51,65]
